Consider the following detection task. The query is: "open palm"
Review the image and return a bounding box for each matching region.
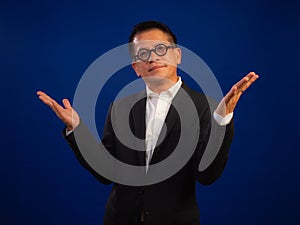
[37,91,80,131]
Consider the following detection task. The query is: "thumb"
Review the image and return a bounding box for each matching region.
[62,99,72,109]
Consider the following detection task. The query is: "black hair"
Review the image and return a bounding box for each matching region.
[128,20,177,44]
[128,21,177,59]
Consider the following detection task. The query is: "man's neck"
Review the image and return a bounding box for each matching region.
[145,76,179,94]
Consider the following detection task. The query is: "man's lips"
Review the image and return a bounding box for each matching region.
[148,64,166,72]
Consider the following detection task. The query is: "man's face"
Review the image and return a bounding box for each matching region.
[131,29,181,84]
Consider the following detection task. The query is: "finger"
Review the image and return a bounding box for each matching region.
[50,99,66,114]
[223,73,255,101]
[37,90,49,96]
[62,99,72,110]
[234,75,251,90]
[37,91,65,115]
[246,71,256,78]
[37,91,73,125]
[38,94,54,107]
[240,74,259,92]
[37,91,55,104]
[233,72,257,90]
[237,73,259,92]
[223,85,238,103]
[36,90,45,96]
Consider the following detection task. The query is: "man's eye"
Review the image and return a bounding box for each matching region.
[155,45,167,55]
[139,50,149,59]
[156,46,165,52]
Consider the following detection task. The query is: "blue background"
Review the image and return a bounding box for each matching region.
[3,0,300,224]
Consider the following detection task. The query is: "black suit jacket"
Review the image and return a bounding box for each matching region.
[64,82,234,225]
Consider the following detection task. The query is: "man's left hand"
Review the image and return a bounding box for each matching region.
[215,72,259,117]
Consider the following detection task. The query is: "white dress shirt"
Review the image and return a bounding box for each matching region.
[145,77,183,171]
[144,77,233,171]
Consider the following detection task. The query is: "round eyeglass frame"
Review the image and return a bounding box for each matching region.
[134,43,176,62]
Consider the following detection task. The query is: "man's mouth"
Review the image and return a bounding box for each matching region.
[148,64,166,72]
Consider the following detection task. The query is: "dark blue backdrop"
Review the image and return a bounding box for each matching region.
[3,0,300,224]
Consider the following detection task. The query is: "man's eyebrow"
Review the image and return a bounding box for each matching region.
[138,41,169,47]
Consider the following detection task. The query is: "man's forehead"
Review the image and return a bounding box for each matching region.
[132,39,170,48]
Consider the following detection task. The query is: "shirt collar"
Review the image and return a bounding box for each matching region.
[146,76,182,99]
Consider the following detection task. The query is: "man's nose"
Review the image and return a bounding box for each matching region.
[148,50,160,62]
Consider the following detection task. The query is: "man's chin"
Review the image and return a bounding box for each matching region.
[142,75,175,86]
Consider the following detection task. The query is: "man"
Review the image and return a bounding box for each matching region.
[37,21,259,225]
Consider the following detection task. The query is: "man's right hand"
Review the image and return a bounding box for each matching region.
[37,91,80,131]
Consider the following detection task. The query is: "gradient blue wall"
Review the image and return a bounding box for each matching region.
[3,0,300,224]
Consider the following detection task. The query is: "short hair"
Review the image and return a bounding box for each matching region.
[128,21,177,59]
[128,20,177,44]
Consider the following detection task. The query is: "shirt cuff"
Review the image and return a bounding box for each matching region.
[213,111,233,126]
[65,128,73,136]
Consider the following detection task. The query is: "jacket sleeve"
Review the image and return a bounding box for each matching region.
[192,100,235,185]
[62,104,115,184]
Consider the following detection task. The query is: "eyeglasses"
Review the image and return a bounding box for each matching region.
[134,43,176,62]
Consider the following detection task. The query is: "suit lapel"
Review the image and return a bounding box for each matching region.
[130,91,147,166]
[150,84,190,164]
[129,83,192,166]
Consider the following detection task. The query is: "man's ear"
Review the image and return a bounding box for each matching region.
[132,62,141,77]
[174,47,182,64]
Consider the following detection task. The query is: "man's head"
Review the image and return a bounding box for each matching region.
[129,21,177,47]
[129,21,181,88]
